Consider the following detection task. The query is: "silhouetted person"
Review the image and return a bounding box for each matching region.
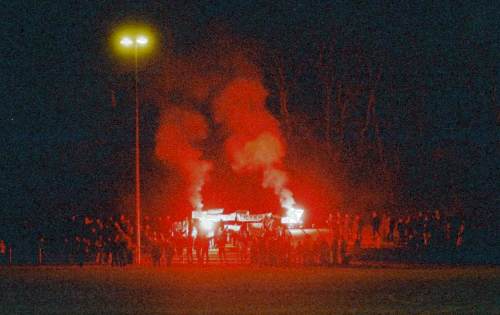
[165,237,175,266]
[339,238,349,265]
[319,237,330,266]
[371,211,381,241]
[388,216,396,242]
[397,218,406,246]
[216,228,227,263]
[353,214,362,249]
[151,232,161,267]
[174,231,185,263]
[200,234,210,265]
[186,234,194,264]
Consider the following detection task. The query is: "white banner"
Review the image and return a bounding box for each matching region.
[192,210,274,223]
[236,213,272,222]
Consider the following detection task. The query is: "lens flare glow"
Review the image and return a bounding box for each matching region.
[281,201,305,225]
[200,219,214,232]
[111,23,156,57]
[136,36,148,45]
[120,37,133,47]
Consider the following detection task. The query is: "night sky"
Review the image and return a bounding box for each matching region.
[2,2,498,230]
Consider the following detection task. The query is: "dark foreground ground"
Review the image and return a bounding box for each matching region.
[0,265,498,314]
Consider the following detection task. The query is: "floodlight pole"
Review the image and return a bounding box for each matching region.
[117,32,150,265]
[134,44,142,265]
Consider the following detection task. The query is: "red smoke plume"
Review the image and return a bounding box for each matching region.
[152,36,339,219]
[214,79,283,170]
[155,107,212,211]
[214,78,301,217]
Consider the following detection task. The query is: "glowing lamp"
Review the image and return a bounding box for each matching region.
[136,35,148,45]
[120,37,133,47]
[120,35,148,47]
[111,23,156,57]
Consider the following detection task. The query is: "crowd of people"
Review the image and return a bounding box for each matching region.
[384,210,465,257]
[0,209,495,266]
[58,214,184,266]
[326,210,468,263]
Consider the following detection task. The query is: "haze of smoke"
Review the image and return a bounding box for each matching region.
[155,107,212,210]
[154,33,310,214]
[214,78,298,212]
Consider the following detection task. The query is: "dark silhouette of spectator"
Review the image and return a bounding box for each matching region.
[340,238,348,265]
[319,237,330,266]
[194,234,202,264]
[199,234,209,265]
[174,231,185,263]
[216,227,227,263]
[388,216,396,242]
[238,225,249,263]
[151,232,161,267]
[186,233,194,264]
[371,211,381,241]
[397,218,406,246]
[165,237,175,266]
[353,213,362,249]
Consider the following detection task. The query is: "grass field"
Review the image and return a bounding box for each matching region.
[0,265,498,314]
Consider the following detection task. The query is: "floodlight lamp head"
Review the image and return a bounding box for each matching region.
[136,36,148,46]
[120,37,133,47]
